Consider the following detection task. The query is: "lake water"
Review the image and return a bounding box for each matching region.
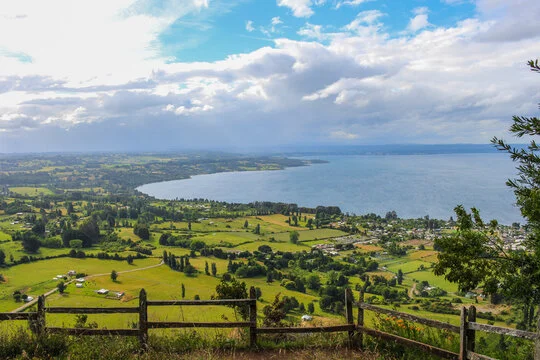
[137,154,523,224]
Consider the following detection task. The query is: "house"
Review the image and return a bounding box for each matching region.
[68,270,76,276]
[301,315,313,321]
[97,289,109,295]
[76,283,83,288]
[76,278,85,283]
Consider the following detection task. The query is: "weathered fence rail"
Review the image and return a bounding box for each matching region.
[1,287,539,359]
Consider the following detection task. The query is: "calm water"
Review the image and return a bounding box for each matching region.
[137,154,522,224]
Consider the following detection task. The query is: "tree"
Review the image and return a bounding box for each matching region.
[79,217,100,245]
[0,249,5,266]
[244,220,249,229]
[214,277,249,320]
[133,223,150,240]
[253,224,261,235]
[397,269,404,285]
[434,59,540,329]
[21,232,41,253]
[255,287,262,300]
[205,261,210,275]
[211,262,217,277]
[111,270,118,282]
[181,283,186,299]
[307,302,315,314]
[262,293,287,327]
[289,230,299,244]
[57,281,66,294]
[127,255,134,265]
[184,264,197,276]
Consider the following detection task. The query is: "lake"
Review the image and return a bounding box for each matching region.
[137,153,522,224]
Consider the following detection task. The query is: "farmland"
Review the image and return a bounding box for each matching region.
[0,152,532,359]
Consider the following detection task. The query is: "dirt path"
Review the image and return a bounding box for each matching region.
[10,260,163,313]
[408,282,417,298]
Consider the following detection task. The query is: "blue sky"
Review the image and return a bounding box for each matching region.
[159,0,477,62]
[0,0,539,152]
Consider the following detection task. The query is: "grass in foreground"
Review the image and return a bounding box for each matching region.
[0,329,388,360]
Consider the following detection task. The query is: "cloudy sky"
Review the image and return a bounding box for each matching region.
[0,0,539,153]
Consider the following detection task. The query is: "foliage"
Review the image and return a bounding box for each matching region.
[289,231,299,244]
[21,231,41,253]
[111,270,118,282]
[263,293,287,327]
[57,281,66,294]
[367,314,458,359]
[434,60,540,329]
[214,277,249,320]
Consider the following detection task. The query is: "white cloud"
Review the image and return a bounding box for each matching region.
[1,0,540,151]
[194,0,209,8]
[335,0,370,9]
[330,130,359,139]
[246,20,255,32]
[277,0,321,18]
[271,16,283,25]
[298,23,325,40]
[407,7,430,33]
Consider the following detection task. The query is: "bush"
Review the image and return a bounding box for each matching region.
[69,239,83,249]
[41,237,63,248]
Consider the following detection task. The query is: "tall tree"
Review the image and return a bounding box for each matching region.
[434,60,540,329]
[397,269,404,285]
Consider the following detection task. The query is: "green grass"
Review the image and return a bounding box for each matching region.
[0,231,10,241]
[270,229,347,242]
[384,259,431,274]
[9,187,54,196]
[195,232,258,247]
[407,270,459,293]
[0,257,158,312]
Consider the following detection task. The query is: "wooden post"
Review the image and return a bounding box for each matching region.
[249,286,257,348]
[357,290,364,350]
[138,289,148,351]
[459,306,468,360]
[345,288,354,348]
[467,306,476,354]
[36,295,45,336]
[535,305,540,360]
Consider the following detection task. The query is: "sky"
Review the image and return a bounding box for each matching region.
[0,0,539,153]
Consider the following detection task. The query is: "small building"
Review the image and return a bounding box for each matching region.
[97,289,109,295]
[68,270,76,276]
[301,315,313,321]
[76,278,85,283]
[76,283,83,288]
[24,296,34,303]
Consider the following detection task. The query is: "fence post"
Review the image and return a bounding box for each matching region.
[345,288,354,348]
[459,306,468,360]
[357,290,364,350]
[467,306,476,354]
[249,286,257,348]
[37,295,45,336]
[30,295,45,335]
[534,306,540,360]
[138,289,148,351]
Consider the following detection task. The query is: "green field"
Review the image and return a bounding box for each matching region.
[9,187,55,196]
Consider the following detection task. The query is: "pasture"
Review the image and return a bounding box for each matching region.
[8,187,55,197]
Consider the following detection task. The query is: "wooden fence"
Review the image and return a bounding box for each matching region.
[1,287,539,359]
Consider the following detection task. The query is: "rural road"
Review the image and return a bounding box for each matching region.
[11,260,163,313]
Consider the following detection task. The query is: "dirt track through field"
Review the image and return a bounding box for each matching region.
[10,261,163,313]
